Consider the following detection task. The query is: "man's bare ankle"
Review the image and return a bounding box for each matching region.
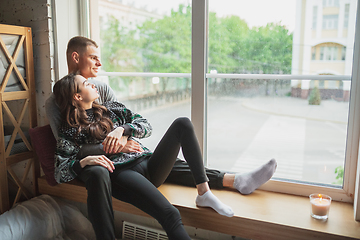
[223,173,235,188]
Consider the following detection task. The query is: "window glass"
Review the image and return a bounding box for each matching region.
[344,4,350,28]
[342,46,346,60]
[98,0,191,151]
[323,0,340,7]
[313,6,318,29]
[319,45,342,61]
[332,46,338,60]
[207,0,356,187]
[320,46,325,60]
[323,15,339,29]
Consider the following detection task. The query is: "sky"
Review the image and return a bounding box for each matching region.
[122,0,297,32]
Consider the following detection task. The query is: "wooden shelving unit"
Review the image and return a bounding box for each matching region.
[0,24,37,213]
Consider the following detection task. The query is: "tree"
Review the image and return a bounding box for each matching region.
[208,12,239,73]
[138,4,192,92]
[214,15,249,73]
[100,16,144,93]
[139,4,191,74]
[308,86,321,105]
[243,23,293,74]
[333,166,344,185]
[100,4,293,94]
[100,16,142,73]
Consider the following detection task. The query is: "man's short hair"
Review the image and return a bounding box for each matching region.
[66,36,98,61]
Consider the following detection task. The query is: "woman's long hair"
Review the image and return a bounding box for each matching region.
[53,73,113,141]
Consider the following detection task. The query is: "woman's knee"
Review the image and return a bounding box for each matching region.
[82,166,111,187]
[173,117,193,131]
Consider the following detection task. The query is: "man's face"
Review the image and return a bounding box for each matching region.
[77,45,102,79]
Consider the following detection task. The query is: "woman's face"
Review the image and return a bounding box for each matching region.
[74,75,99,104]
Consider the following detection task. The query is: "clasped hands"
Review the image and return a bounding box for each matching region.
[79,127,144,172]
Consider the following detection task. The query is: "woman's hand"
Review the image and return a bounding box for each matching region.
[121,140,144,153]
[80,155,115,173]
[102,127,127,154]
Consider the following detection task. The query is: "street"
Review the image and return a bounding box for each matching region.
[135,97,348,186]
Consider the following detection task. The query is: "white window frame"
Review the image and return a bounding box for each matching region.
[191,0,360,206]
[351,0,360,220]
[86,0,360,217]
[191,0,208,160]
[51,0,92,81]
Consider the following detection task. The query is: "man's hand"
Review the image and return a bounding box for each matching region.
[121,140,144,153]
[80,155,115,172]
[102,127,128,154]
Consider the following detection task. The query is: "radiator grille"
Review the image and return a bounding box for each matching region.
[122,221,168,240]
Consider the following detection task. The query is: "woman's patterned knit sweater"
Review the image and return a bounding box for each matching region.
[54,101,152,183]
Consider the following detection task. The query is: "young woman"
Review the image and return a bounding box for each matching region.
[53,73,234,240]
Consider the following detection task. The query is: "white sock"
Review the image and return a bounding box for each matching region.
[196,191,234,217]
[234,158,277,195]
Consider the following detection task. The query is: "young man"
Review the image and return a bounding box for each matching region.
[45,36,277,196]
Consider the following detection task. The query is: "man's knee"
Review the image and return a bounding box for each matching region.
[160,205,183,230]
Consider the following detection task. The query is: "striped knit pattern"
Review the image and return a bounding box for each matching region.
[54,101,152,183]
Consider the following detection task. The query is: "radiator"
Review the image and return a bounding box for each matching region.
[122,221,168,240]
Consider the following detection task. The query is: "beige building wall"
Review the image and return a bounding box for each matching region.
[292,0,357,100]
[310,62,346,74]
[322,29,340,38]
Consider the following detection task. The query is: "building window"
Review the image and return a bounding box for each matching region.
[322,15,338,29]
[312,6,318,29]
[342,46,346,60]
[323,0,340,7]
[344,4,350,29]
[327,46,337,60]
[333,46,338,60]
[320,46,339,61]
[320,46,325,60]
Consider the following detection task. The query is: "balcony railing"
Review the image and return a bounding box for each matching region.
[98,72,351,81]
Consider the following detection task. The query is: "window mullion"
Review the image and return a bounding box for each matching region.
[191,0,207,161]
[79,0,90,37]
[88,0,100,45]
